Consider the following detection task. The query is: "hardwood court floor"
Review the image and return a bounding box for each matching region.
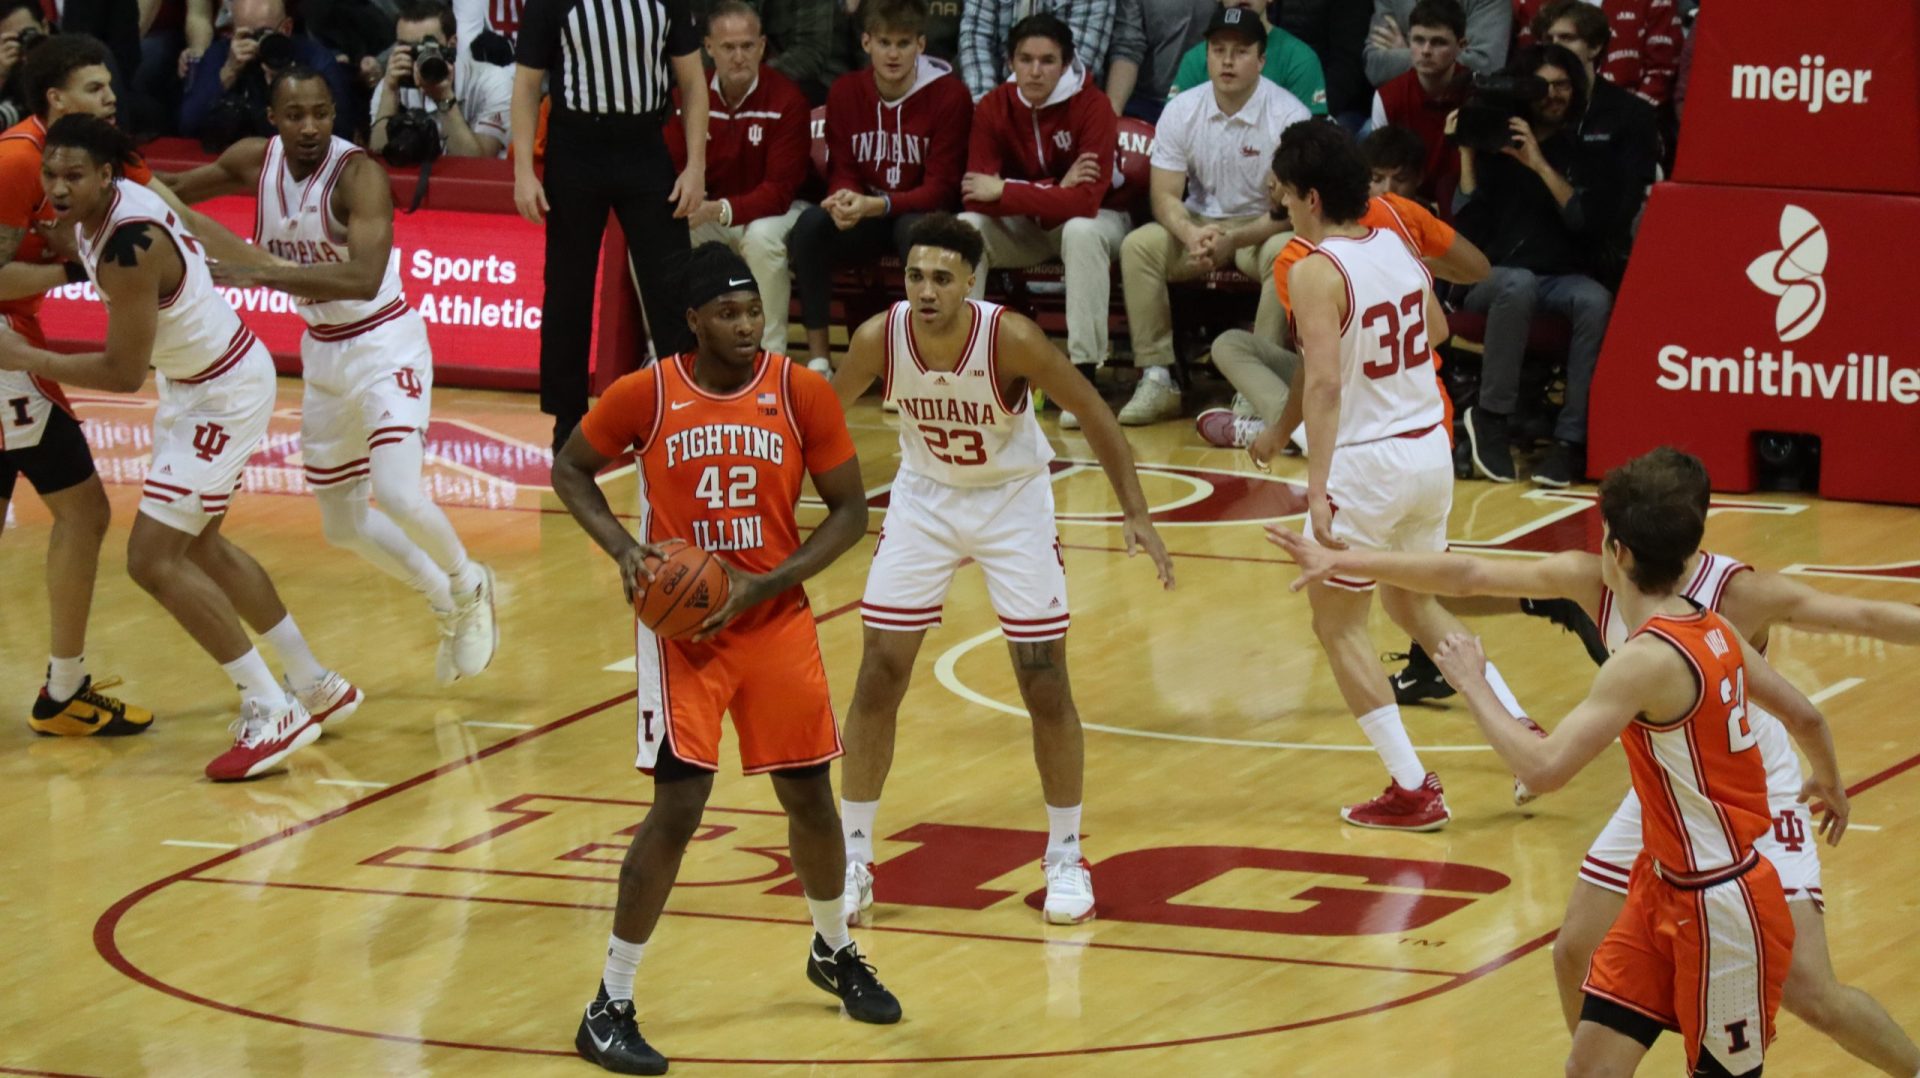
[4,380,1918,1076]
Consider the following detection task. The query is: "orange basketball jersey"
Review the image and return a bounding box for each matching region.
[580,352,856,577]
[1624,608,1773,880]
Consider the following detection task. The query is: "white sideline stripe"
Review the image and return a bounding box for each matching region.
[463,720,536,730]
[162,840,238,850]
[931,627,1492,753]
[1848,824,1882,832]
[603,656,637,674]
[316,779,389,789]
[1808,677,1864,704]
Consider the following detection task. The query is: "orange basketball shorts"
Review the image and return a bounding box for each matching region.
[631,590,842,776]
[1583,854,1794,1075]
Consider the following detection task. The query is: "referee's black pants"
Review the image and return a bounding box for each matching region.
[539,111,696,434]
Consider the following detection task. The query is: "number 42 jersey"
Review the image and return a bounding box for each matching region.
[882,299,1054,488]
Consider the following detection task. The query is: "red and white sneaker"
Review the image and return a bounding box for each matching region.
[1042,857,1096,924]
[205,697,319,782]
[1512,715,1549,805]
[294,672,362,731]
[1341,772,1450,831]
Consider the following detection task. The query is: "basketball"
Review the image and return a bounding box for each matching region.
[636,542,731,640]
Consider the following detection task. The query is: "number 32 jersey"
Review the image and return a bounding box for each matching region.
[882,299,1053,488]
[579,352,856,575]
[1307,229,1444,447]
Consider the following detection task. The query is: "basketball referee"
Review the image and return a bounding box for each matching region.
[511,0,708,453]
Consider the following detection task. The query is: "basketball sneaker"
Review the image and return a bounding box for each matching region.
[205,696,319,782]
[1195,408,1267,449]
[1386,644,1455,704]
[575,983,667,1076]
[843,860,874,926]
[293,671,362,729]
[1512,715,1550,805]
[1230,392,1256,419]
[1117,376,1180,425]
[1057,409,1080,430]
[1341,772,1450,831]
[806,934,902,1025]
[29,675,153,736]
[1521,596,1610,666]
[450,564,499,679]
[1042,857,1096,924]
[435,606,461,686]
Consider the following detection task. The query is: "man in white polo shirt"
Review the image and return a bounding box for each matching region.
[1115,3,1309,425]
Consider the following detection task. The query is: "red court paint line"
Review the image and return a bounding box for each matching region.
[0,1068,105,1078]
[1845,748,1920,798]
[179,874,1460,980]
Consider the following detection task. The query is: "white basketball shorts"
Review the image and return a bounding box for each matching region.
[142,344,276,534]
[1323,424,1451,592]
[300,314,434,490]
[861,468,1070,641]
[1580,789,1823,910]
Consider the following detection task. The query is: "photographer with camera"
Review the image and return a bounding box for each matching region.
[371,0,511,162]
[0,0,48,128]
[1450,43,1617,489]
[180,0,352,148]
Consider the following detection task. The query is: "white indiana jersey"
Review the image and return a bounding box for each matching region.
[76,180,259,384]
[1308,228,1444,447]
[1599,551,1805,803]
[882,299,1054,488]
[254,135,407,331]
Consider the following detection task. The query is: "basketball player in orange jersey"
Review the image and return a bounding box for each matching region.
[1272,446,1920,1076]
[0,116,355,781]
[551,244,900,1075]
[1254,119,1539,830]
[163,67,499,686]
[829,213,1176,927]
[1416,452,1850,1077]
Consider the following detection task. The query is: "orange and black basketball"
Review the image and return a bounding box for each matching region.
[636,543,731,640]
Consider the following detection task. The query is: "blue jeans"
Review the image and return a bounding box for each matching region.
[1459,266,1613,444]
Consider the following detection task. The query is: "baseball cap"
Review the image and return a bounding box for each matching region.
[1205,5,1267,48]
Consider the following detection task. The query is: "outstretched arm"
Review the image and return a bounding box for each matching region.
[0,224,170,392]
[212,155,392,301]
[1728,570,1920,646]
[1264,537,1606,608]
[828,314,890,413]
[0,261,68,302]
[166,138,267,204]
[1738,637,1848,844]
[999,313,1174,589]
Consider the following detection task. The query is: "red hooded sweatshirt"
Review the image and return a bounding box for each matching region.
[825,54,972,214]
[962,61,1119,230]
[666,64,811,226]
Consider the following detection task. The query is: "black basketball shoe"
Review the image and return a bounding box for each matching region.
[1386,643,1456,704]
[575,983,668,1075]
[1521,597,1610,666]
[806,934,902,1024]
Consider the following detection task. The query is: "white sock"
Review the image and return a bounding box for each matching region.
[221,648,286,712]
[1357,704,1426,789]
[602,934,644,1002]
[47,654,86,701]
[808,895,853,953]
[841,799,878,864]
[1483,661,1527,721]
[262,614,327,693]
[1044,803,1083,864]
[1144,366,1173,387]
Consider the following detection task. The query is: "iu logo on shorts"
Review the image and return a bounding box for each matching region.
[1772,810,1807,852]
[191,421,231,462]
[395,368,424,399]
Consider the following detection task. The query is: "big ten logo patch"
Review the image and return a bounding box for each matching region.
[365,795,1510,938]
[191,421,231,462]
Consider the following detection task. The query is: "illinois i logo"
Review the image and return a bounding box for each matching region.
[1745,204,1827,342]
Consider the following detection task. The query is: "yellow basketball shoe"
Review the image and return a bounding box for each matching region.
[29,676,155,736]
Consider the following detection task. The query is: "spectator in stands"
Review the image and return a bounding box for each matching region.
[1361,123,1425,201]
[1368,0,1471,205]
[371,0,511,158]
[1102,0,1212,121]
[1452,43,1616,488]
[1530,0,1659,287]
[1169,0,1326,116]
[180,0,353,146]
[1116,5,1307,425]
[1364,0,1505,85]
[690,0,833,103]
[959,0,1113,102]
[1514,0,1679,107]
[957,13,1125,430]
[0,0,48,129]
[667,0,810,354]
[1273,0,1371,130]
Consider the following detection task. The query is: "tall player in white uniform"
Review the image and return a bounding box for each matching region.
[1258,121,1537,831]
[0,115,358,781]
[1272,445,1920,1076]
[829,214,1175,925]
[166,67,497,684]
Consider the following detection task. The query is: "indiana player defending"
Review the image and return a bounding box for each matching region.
[1259,120,1536,830]
[1272,446,1920,1077]
[830,213,1176,926]
[164,67,498,685]
[551,245,900,1075]
[0,116,356,780]
[1423,454,1849,1078]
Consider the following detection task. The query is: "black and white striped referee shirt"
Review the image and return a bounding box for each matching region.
[515,0,698,116]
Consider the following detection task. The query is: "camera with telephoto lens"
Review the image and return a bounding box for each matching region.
[253,29,296,69]
[381,107,442,168]
[403,38,452,88]
[1451,72,1548,154]
[15,26,46,55]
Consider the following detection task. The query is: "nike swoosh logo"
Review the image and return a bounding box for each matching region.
[671,400,694,410]
[590,1027,615,1053]
[728,277,752,287]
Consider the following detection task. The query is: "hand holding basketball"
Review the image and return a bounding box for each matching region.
[691,562,778,642]
[616,538,683,605]
[635,542,733,640]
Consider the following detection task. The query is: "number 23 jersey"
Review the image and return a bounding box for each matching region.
[579,352,856,576]
[882,299,1053,488]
